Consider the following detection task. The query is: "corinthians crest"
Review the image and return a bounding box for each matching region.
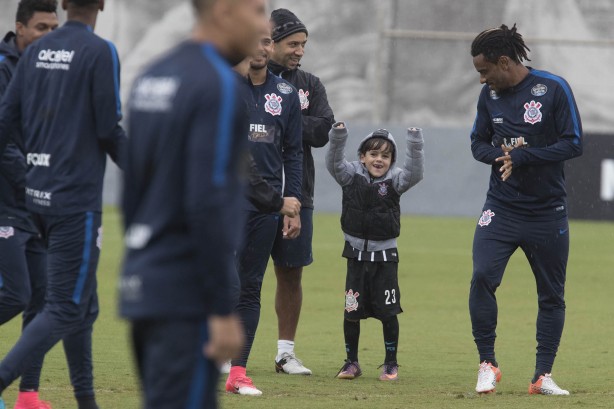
[264,93,283,116]
[345,289,360,312]
[298,89,310,110]
[523,100,542,125]
[478,210,495,227]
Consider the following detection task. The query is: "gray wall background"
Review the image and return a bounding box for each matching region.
[1,0,611,216]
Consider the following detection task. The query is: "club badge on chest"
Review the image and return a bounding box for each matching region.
[264,93,283,116]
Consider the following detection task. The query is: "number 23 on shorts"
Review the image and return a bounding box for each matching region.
[385,289,397,305]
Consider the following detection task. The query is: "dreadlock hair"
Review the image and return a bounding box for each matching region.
[16,0,57,25]
[471,23,531,64]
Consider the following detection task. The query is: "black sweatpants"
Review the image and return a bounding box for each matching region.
[469,207,569,374]
[132,320,218,409]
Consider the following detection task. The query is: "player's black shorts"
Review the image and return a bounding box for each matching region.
[272,208,313,268]
[343,247,402,321]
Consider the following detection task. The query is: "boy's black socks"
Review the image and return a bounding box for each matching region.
[382,315,399,363]
[344,319,360,362]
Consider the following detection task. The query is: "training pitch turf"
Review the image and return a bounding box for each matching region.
[0,209,612,408]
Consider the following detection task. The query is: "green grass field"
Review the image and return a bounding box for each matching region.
[1,209,613,408]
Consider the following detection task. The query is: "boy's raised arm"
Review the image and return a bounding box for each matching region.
[326,122,356,186]
[392,127,424,194]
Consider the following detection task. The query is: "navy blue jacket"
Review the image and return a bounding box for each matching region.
[0,21,126,215]
[120,42,249,319]
[244,71,302,211]
[471,68,583,218]
[0,32,35,232]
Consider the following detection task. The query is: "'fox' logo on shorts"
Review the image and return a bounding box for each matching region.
[345,289,360,312]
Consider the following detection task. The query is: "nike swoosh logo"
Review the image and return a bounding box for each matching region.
[559,229,569,235]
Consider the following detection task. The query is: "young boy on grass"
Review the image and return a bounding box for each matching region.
[326,122,424,381]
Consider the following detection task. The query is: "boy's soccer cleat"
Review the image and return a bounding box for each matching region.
[336,360,362,380]
[529,374,570,396]
[225,374,263,396]
[475,361,502,394]
[274,352,312,375]
[378,362,399,381]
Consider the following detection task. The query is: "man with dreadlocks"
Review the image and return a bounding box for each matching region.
[468,24,582,396]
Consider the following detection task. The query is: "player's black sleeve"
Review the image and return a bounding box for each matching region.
[183,83,246,317]
[302,76,334,148]
[510,84,583,167]
[470,88,504,164]
[282,91,303,199]
[247,156,284,213]
[0,61,22,156]
[0,63,12,96]
[92,41,127,168]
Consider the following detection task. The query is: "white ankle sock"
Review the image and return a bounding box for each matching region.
[276,340,295,361]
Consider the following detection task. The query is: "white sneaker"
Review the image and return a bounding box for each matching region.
[220,360,231,374]
[475,361,502,393]
[274,352,312,375]
[529,373,570,395]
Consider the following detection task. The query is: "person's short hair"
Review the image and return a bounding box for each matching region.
[192,0,215,13]
[360,134,396,163]
[471,23,531,64]
[16,0,57,25]
[67,0,100,7]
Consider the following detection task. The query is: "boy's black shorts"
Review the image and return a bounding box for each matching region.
[343,252,402,321]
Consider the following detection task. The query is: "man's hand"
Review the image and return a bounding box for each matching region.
[496,137,525,181]
[501,136,526,153]
[203,315,244,366]
[280,197,301,218]
[495,152,513,182]
[334,122,345,129]
[282,214,301,239]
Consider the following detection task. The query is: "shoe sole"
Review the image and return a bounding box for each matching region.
[225,387,263,396]
[274,363,312,375]
[477,389,497,395]
[337,373,361,380]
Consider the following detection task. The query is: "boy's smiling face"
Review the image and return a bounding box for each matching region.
[360,142,393,179]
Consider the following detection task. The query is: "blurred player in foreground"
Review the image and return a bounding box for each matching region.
[225,25,303,396]
[0,2,58,408]
[0,0,125,408]
[267,8,336,375]
[469,24,582,395]
[326,122,424,381]
[120,0,267,407]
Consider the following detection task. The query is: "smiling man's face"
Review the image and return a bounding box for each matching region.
[271,31,307,70]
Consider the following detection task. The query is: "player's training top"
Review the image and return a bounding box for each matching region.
[327,125,424,253]
[243,70,302,212]
[121,41,249,319]
[0,21,126,215]
[471,68,583,219]
[247,155,284,214]
[268,60,335,209]
[0,32,35,233]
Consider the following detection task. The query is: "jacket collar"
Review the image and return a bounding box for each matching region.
[268,60,300,77]
[1,32,20,59]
